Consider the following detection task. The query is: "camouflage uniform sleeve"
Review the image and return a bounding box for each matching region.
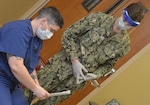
[94,56,120,78]
[61,12,104,60]
[95,48,130,79]
[93,32,130,78]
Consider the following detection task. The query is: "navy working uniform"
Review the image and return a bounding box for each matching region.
[0,19,42,105]
[33,12,130,105]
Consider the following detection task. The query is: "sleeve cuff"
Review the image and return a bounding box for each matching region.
[70,52,78,61]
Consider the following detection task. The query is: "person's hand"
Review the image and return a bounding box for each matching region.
[72,60,98,84]
[72,60,88,84]
[84,73,97,80]
[78,73,98,84]
[33,85,50,100]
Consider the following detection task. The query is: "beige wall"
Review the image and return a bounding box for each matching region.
[78,43,150,105]
[0,0,49,25]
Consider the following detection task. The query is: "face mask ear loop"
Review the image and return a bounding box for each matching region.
[45,21,49,30]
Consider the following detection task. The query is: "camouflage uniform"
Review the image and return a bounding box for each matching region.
[33,12,130,105]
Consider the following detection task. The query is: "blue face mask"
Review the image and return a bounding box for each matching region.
[36,23,54,40]
[118,17,131,30]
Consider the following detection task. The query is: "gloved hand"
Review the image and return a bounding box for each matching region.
[78,73,97,84]
[72,60,97,84]
[72,60,88,83]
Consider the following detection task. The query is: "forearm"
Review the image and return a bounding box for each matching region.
[94,58,119,78]
[94,64,113,78]
[61,14,93,60]
[62,31,78,60]
[11,65,50,100]
[31,70,40,85]
[11,64,38,92]
[7,54,38,92]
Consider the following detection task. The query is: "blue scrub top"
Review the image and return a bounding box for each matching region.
[0,19,42,83]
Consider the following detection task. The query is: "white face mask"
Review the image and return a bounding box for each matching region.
[36,23,54,40]
[118,17,131,30]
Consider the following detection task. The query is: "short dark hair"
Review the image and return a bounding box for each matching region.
[36,6,64,28]
[126,2,145,22]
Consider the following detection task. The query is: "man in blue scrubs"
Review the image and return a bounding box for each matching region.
[0,6,64,105]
